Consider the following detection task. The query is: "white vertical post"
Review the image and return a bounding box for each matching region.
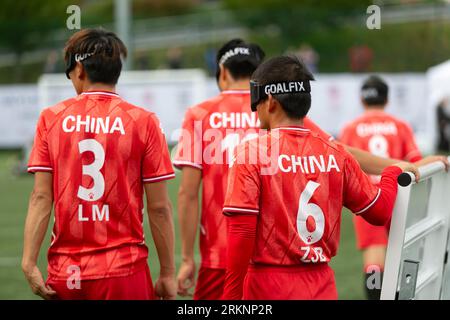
[115,0,133,70]
[381,183,411,300]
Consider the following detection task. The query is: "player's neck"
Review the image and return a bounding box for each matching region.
[82,83,116,94]
[364,107,385,113]
[270,117,304,129]
[225,79,250,91]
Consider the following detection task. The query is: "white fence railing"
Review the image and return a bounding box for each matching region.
[381,157,450,300]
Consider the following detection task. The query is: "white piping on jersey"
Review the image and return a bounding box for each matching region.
[172,160,203,170]
[354,188,381,215]
[27,166,53,172]
[142,173,176,182]
[222,90,250,95]
[50,231,57,247]
[81,91,120,97]
[272,127,311,133]
[223,206,259,214]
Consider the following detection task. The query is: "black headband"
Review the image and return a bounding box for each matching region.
[250,80,311,111]
[361,88,379,99]
[65,52,95,79]
[218,47,251,65]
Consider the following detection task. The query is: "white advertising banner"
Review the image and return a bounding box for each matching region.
[38,70,209,144]
[0,85,39,148]
[0,70,439,153]
[309,73,430,152]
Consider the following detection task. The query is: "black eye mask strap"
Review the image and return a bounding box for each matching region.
[250,80,311,112]
[65,52,95,79]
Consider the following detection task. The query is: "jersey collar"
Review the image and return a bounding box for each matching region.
[364,109,386,115]
[81,90,120,98]
[221,90,250,95]
[272,125,311,133]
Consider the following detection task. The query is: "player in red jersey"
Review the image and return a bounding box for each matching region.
[174,40,444,300]
[174,39,266,299]
[22,29,176,300]
[175,40,344,300]
[339,75,422,299]
[221,55,426,300]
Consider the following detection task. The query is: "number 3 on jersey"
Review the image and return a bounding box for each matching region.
[78,139,105,201]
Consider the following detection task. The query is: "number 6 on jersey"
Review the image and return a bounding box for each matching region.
[297,181,325,245]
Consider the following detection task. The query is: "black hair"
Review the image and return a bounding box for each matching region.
[251,55,314,119]
[216,39,265,81]
[361,75,388,106]
[64,28,127,85]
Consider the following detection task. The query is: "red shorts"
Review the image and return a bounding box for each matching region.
[194,266,225,300]
[243,264,337,300]
[47,264,154,300]
[353,214,389,250]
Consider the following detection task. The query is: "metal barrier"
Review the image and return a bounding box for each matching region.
[381,157,450,300]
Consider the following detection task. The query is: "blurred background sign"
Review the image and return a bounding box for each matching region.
[0,70,435,153]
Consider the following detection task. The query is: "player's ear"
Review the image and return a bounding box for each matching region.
[360,97,367,107]
[218,65,227,90]
[220,65,227,81]
[75,61,86,81]
[267,95,278,114]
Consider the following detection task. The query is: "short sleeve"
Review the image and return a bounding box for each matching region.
[339,124,352,145]
[343,152,381,215]
[401,123,422,162]
[142,114,175,183]
[304,117,334,142]
[173,108,203,170]
[223,143,261,215]
[28,112,52,173]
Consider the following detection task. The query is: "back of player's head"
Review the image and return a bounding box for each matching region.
[64,28,127,85]
[251,55,314,119]
[216,39,265,81]
[361,75,388,107]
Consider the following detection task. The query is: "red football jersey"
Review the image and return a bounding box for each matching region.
[28,91,175,281]
[173,90,333,269]
[223,126,381,266]
[340,110,422,165]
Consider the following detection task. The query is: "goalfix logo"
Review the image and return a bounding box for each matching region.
[66,265,81,290]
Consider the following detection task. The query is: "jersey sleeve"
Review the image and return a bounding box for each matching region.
[28,111,53,173]
[401,123,422,162]
[223,143,261,215]
[339,123,353,145]
[304,117,334,142]
[343,152,381,214]
[142,114,175,183]
[172,107,203,170]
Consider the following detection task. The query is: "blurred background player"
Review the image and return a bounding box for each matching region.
[221,55,422,300]
[22,28,176,300]
[339,75,422,300]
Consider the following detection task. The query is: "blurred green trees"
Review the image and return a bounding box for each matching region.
[0,0,78,80]
[223,0,450,72]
